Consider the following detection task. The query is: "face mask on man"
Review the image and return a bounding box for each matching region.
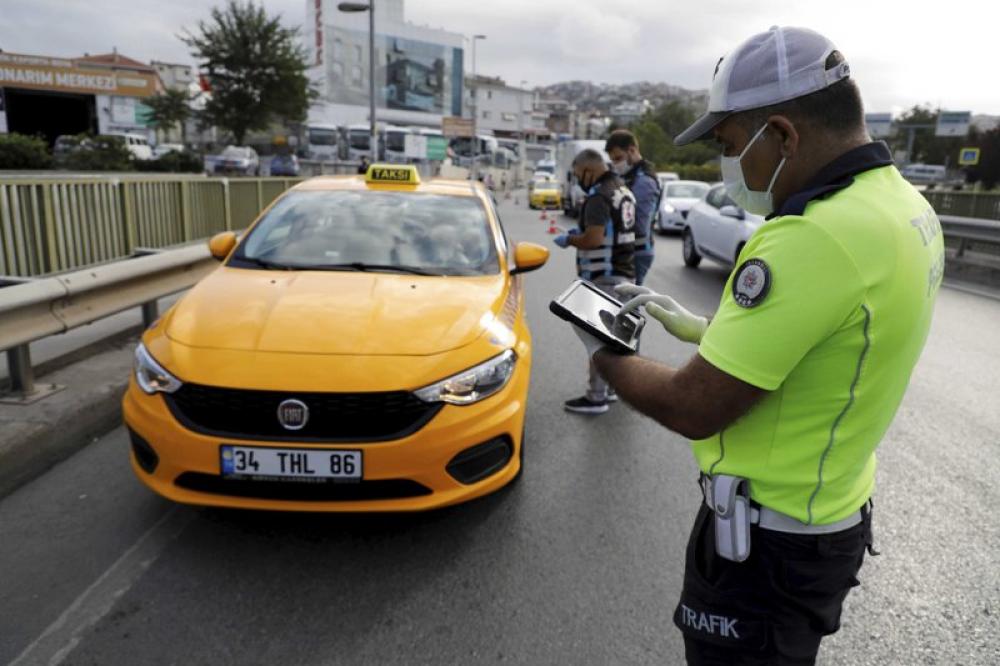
[721,123,787,216]
[611,159,629,175]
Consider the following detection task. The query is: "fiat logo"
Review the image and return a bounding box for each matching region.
[277,399,309,431]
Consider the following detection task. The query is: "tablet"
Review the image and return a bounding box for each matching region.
[549,280,645,354]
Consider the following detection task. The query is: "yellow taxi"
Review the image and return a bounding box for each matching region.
[123,165,549,512]
[529,180,562,210]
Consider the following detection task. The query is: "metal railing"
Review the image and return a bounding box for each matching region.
[0,242,218,403]
[0,175,302,278]
[939,215,1000,265]
[924,191,1000,221]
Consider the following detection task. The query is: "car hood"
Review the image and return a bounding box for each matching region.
[165,267,507,356]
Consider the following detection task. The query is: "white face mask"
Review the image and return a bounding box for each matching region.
[720,123,786,216]
[611,158,629,175]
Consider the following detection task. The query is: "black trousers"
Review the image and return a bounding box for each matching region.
[675,503,873,665]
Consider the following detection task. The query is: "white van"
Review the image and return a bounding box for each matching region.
[900,164,946,184]
[117,133,153,161]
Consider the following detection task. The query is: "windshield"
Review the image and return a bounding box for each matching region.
[349,130,370,150]
[222,147,250,159]
[535,183,559,192]
[385,131,407,152]
[308,128,338,146]
[231,191,500,276]
[667,183,709,198]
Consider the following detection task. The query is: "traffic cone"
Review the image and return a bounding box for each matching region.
[540,210,548,222]
[548,218,560,234]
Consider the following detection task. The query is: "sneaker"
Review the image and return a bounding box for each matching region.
[607,390,619,403]
[564,396,609,414]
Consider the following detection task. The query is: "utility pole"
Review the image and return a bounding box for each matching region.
[470,34,486,179]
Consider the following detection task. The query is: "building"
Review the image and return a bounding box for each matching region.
[537,97,576,138]
[609,100,651,127]
[304,0,464,129]
[463,74,548,140]
[150,61,196,93]
[0,49,162,143]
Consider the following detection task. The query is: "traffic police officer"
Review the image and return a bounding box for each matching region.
[569,26,944,663]
[606,129,661,286]
[554,148,636,414]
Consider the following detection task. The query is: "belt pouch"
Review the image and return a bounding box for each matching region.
[711,474,752,562]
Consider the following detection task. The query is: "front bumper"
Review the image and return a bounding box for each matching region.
[122,355,530,512]
[658,210,687,230]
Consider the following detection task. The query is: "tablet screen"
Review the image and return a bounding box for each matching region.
[560,282,640,345]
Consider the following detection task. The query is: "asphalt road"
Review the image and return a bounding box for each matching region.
[2,192,998,665]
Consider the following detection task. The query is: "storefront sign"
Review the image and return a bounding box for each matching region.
[0,53,158,98]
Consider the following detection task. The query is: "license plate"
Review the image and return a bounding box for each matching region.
[220,445,362,481]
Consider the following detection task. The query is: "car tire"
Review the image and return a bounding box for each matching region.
[683,228,702,268]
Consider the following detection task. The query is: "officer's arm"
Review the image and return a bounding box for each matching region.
[568,224,605,250]
[592,350,766,440]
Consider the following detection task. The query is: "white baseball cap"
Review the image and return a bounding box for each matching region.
[674,26,851,146]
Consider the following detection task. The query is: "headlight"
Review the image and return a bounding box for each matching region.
[134,343,183,395]
[661,202,676,214]
[414,350,516,405]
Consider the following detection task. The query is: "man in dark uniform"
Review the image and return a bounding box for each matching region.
[552,148,636,415]
[606,130,660,285]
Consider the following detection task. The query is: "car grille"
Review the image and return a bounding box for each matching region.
[174,473,432,501]
[164,384,443,442]
[681,210,689,219]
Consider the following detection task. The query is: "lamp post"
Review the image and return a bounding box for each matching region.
[470,34,486,178]
[338,2,377,163]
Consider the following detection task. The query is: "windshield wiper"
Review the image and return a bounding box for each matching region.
[236,256,293,270]
[310,262,441,276]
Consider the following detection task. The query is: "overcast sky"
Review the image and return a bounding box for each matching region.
[2,0,997,115]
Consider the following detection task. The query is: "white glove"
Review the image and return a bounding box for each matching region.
[614,284,708,344]
[572,325,606,359]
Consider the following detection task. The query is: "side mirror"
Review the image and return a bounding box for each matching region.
[208,231,238,261]
[510,241,549,275]
[719,204,745,220]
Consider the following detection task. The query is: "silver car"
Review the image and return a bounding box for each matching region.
[682,184,764,269]
[654,180,711,234]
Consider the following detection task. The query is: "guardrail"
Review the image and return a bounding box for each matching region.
[0,175,302,278]
[939,215,1000,265]
[924,191,1000,221]
[0,243,218,403]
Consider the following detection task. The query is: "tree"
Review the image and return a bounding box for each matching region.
[182,1,315,145]
[145,89,192,144]
[0,133,52,169]
[890,104,965,166]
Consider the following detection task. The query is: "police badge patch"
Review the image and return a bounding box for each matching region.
[732,259,771,308]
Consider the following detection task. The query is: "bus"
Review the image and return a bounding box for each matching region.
[346,124,373,161]
[305,124,341,161]
[382,125,413,163]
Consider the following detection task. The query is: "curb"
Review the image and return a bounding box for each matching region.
[0,342,135,500]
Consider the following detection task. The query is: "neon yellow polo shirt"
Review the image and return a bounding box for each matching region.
[696,148,944,525]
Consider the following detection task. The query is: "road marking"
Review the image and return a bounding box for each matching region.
[9,507,194,666]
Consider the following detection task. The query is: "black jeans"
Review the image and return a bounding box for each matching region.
[675,503,873,665]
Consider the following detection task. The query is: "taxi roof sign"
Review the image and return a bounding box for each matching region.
[365,164,421,185]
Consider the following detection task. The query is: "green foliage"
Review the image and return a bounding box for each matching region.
[145,89,192,142]
[0,133,52,169]
[182,1,315,145]
[60,134,135,171]
[658,163,721,183]
[889,104,965,165]
[631,100,720,167]
[134,150,204,173]
[963,127,1000,190]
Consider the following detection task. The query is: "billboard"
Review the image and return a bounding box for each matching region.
[323,27,462,117]
[936,111,971,137]
[865,113,892,139]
